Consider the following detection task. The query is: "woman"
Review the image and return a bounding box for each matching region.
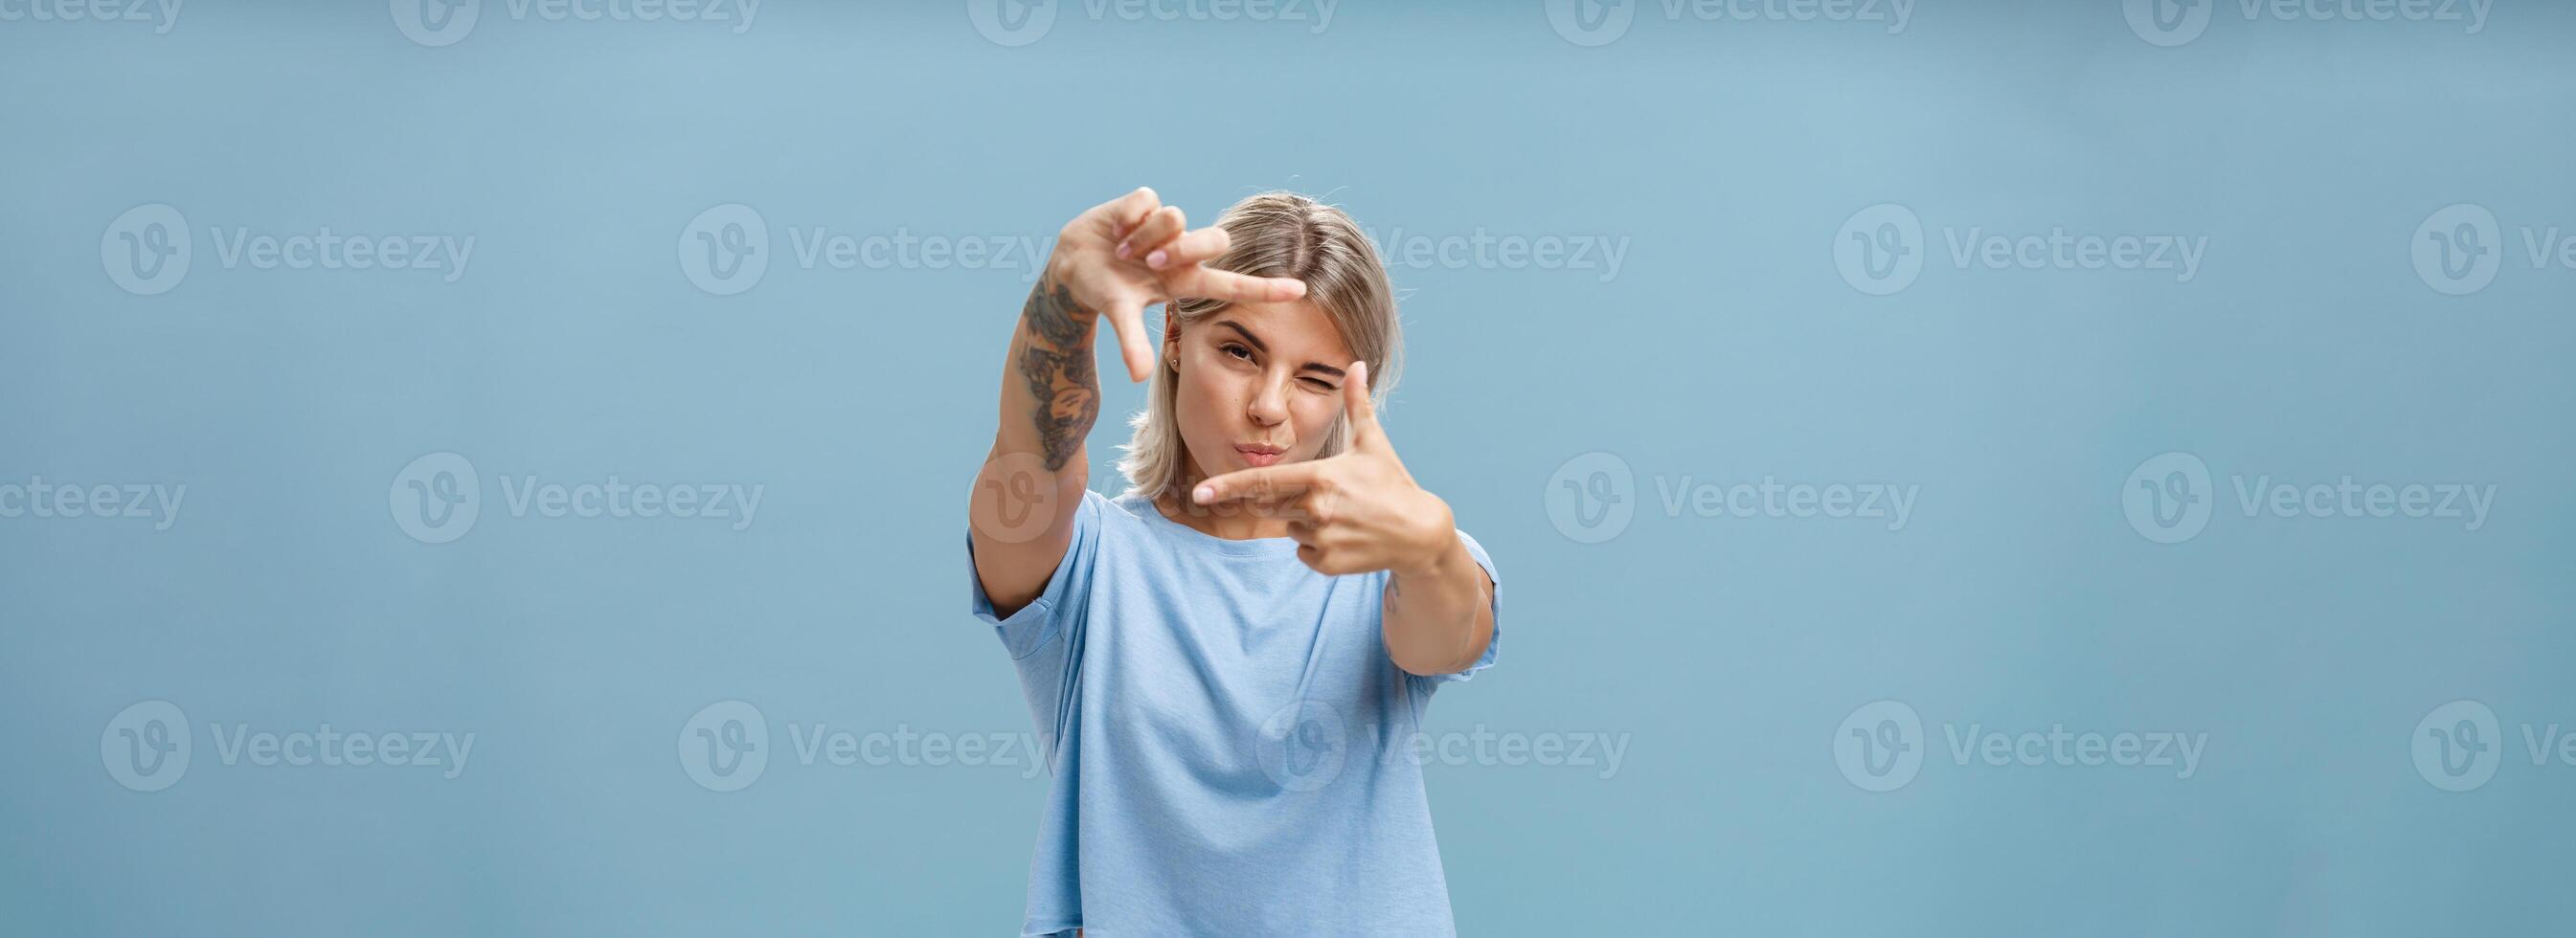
[966,188,1502,936]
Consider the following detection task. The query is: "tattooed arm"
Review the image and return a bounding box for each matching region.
[970,188,1310,615]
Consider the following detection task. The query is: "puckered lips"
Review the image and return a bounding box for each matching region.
[1233,442,1285,468]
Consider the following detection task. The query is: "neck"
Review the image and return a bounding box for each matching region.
[1154,457,1295,541]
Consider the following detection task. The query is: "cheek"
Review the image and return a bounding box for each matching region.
[1293,397,1341,454]
[1172,368,1236,436]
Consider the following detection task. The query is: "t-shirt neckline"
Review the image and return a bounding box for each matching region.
[1119,492,1304,559]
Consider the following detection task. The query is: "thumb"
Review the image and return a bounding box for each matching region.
[1342,360,1382,448]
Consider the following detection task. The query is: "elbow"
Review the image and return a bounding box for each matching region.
[1390,620,1491,677]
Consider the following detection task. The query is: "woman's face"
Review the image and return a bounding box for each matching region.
[1167,299,1357,483]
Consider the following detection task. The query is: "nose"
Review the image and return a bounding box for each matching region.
[1246,372,1290,428]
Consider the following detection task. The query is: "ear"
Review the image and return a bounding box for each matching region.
[1161,316,1182,364]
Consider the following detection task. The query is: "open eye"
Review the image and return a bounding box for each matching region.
[1220,343,1254,362]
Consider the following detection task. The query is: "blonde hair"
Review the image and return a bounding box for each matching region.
[1118,191,1403,502]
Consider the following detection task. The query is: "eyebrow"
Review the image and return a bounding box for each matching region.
[1213,320,1344,378]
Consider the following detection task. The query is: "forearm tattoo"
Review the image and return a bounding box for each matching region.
[1017,274,1101,472]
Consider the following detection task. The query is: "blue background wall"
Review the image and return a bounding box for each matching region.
[4,1,2571,934]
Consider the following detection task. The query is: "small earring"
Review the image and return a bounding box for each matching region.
[1167,357,1180,370]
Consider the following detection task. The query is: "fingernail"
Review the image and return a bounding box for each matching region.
[1147,250,1168,269]
[1193,484,1213,503]
[1116,243,1132,259]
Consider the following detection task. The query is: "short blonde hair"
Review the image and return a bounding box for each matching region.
[1118,191,1403,502]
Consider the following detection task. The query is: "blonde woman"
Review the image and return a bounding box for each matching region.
[966,188,1502,936]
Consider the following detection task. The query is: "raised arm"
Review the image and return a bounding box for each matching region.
[969,188,1310,615]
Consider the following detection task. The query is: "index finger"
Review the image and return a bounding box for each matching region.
[1193,461,1326,505]
[1172,266,1308,304]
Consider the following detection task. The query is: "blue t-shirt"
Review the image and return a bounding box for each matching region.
[967,488,1502,937]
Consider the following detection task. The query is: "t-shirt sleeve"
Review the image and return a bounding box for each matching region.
[966,488,1103,662]
[1418,528,1502,684]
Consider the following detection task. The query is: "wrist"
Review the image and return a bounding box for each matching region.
[1392,498,1462,579]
